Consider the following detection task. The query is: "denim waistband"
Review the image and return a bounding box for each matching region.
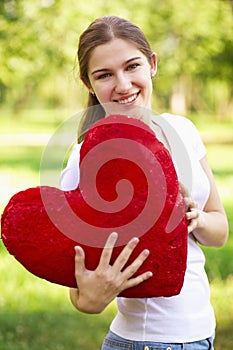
[101,330,214,350]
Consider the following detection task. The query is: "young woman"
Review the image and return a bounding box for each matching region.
[60,16,228,350]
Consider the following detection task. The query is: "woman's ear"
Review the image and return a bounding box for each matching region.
[81,77,95,95]
[150,52,157,78]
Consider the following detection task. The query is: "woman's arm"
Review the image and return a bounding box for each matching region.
[184,156,228,247]
[69,232,152,314]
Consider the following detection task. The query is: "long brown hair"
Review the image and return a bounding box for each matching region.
[77,16,153,142]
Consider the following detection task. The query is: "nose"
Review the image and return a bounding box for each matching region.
[114,72,132,94]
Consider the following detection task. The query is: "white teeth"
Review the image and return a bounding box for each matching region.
[118,93,138,104]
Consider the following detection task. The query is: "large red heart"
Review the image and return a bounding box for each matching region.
[1,115,187,298]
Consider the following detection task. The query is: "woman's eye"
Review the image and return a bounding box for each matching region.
[97,73,111,80]
[127,63,140,71]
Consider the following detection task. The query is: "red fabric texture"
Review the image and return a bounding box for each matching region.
[1,115,187,298]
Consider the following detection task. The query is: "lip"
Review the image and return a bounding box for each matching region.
[114,92,140,105]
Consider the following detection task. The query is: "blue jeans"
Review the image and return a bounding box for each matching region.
[101,331,214,350]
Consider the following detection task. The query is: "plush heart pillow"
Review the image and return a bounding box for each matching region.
[1,115,187,298]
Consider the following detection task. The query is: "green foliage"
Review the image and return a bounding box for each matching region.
[0,0,232,117]
[147,0,233,115]
[0,0,77,109]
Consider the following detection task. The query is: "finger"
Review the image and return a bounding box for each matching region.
[121,249,150,280]
[183,196,192,208]
[112,237,139,272]
[187,213,199,232]
[191,200,198,209]
[184,197,198,212]
[186,208,200,233]
[74,246,86,276]
[179,182,190,197]
[187,219,197,233]
[123,271,153,290]
[98,232,118,268]
[186,209,199,221]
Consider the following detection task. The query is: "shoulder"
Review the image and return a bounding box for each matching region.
[156,113,206,160]
[159,113,198,133]
[154,113,202,144]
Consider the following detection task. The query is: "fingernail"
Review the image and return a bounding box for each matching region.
[143,249,150,256]
[110,232,118,239]
[130,237,139,244]
[74,246,81,253]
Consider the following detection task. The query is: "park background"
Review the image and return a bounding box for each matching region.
[0,0,232,349]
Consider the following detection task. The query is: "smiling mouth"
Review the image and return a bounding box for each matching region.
[115,92,139,105]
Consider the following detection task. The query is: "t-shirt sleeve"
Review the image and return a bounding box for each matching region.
[59,143,82,191]
[187,119,206,160]
[160,113,206,161]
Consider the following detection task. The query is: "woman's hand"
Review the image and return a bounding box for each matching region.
[179,165,228,247]
[179,182,200,234]
[70,232,152,314]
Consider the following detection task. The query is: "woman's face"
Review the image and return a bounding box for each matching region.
[86,38,157,121]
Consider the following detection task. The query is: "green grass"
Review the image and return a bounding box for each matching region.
[210,277,233,349]
[190,113,233,145]
[202,143,233,281]
[0,109,233,349]
[0,243,115,350]
[0,108,67,134]
[0,241,233,350]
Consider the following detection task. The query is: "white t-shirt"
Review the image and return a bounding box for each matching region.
[60,113,215,343]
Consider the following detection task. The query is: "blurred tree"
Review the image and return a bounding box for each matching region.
[0,0,232,118]
[140,0,233,117]
[0,0,77,111]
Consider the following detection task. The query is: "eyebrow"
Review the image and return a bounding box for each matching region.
[91,56,142,75]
